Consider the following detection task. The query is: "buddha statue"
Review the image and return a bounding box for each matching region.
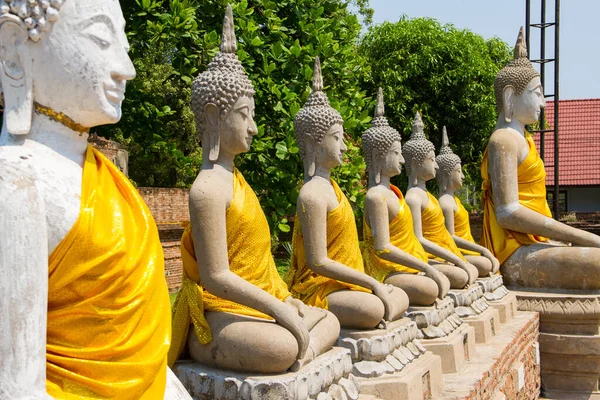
[437,126,499,277]
[168,6,340,375]
[362,88,451,306]
[481,27,600,290]
[403,112,479,289]
[0,0,173,398]
[285,58,409,330]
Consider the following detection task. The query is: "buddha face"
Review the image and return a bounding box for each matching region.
[448,162,464,191]
[381,140,404,178]
[511,76,545,125]
[317,123,347,169]
[417,150,438,182]
[218,95,258,155]
[27,0,136,128]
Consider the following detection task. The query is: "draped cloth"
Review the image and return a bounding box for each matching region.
[169,169,291,366]
[46,146,170,399]
[363,185,428,281]
[453,196,479,256]
[285,179,370,309]
[421,192,466,262]
[480,132,552,264]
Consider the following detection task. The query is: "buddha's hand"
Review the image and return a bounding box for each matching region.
[425,267,450,299]
[490,255,500,274]
[373,283,397,322]
[276,302,310,360]
[459,261,479,286]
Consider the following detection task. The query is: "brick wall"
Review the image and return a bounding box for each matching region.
[138,188,189,224]
[465,314,540,399]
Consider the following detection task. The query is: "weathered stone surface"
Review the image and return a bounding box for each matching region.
[407,297,464,340]
[515,289,600,397]
[418,324,476,374]
[447,285,490,318]
[174,347,358,400]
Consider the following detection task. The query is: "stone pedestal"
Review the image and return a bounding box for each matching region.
[173,347,358,400]
[448,285,500,344]
[406,297,476,374]
[477,275,518,324]
[515,289,600,398]
[338,318,443,400]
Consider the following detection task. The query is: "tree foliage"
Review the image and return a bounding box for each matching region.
[359,18,511,193]
[96,0,373,238]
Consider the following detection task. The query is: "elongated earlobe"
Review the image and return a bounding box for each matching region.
[0,19,33,135]
[503,86,515,124]
[204,103,221,162]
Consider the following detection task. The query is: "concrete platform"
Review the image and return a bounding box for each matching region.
[488,291,518,324]
[419,323,476,374]
[440,311,540,400]
[462,306,501,344]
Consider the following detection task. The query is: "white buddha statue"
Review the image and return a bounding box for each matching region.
[0,0,175,398]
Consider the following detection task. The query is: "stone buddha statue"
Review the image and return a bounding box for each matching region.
[481,27,600,290]
[403,112,479,289]
[285,58,409,330]
[437,126,499,277]
[168,6,340,375]
[0,0,175,398]
[362,88,451,306]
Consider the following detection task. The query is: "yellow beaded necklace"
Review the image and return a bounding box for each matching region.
[34,102,90,135]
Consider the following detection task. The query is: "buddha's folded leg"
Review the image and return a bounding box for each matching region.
[503,243,600,290]
[430,261,469,289]
[326,290,385,329]
[384,273,438,306]
[464,255,493,277]
[291,307,340,372]
[188,311,298,374]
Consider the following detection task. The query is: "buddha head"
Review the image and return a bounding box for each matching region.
[362,88,403,184]
[435,126,463,192]
[294,57,345,177]
[191,4,256,162]
[402,111,437,185]
[494,27,545,125]
[0,0,136,135]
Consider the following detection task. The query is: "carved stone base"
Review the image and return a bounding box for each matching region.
[173,347,358,400]
[489,291,518,324]
[167,367,194,399]
[406,297,464,339]
[477,275,517,324]
[462,306,501,344]
[515,289,600,397]
[440,311,540,399]
[419,323,476,374]
[337,318,443,400]
[357,352,443,400]
[447,285,489,318]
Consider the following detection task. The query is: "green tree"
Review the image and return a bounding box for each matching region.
[98,0,374,239]
[359,18,511,194]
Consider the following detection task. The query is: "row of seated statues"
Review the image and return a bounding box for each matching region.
[1,0,599,397]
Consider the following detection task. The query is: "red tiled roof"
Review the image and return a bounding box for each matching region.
[531,99,600,186]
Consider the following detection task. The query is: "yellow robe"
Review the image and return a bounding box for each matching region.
[46,146,170,399]
[363,184,428,281]
[422,192,466,261]
[285,179,370,309]
[480,132,552,264]
[169,169,291,366]
[453,196,479,256]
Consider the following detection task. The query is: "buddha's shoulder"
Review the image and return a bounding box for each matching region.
[299,178,334,202]
[189,169,234,204]
[0,146,38,184]
[365,185,390,203]
[487,128,521,151]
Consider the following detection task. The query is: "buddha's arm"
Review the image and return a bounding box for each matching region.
[0,172,51,398]
[298,193,381,291]
[489,135,600,247]
[189,191,308,358]
[406,193,469,267]
[366,192,434,273]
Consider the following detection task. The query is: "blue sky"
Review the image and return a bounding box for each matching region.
[368,0,598,100]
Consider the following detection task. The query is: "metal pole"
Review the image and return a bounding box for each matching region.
[553,0,560,217]
[539,0,546,161]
